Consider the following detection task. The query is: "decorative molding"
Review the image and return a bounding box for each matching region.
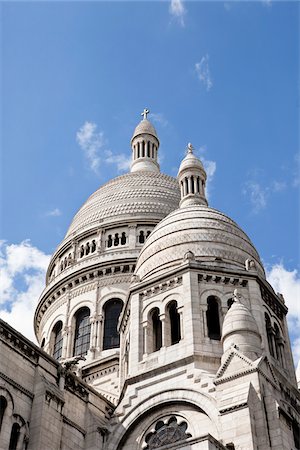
[0,325,39,363]
[0,370,34,399]
[219,402,248,415]
[65,372,89,401]
[198,273,247,287]
[139,276,183,300]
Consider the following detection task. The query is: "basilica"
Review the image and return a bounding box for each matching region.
[1,111,299,450]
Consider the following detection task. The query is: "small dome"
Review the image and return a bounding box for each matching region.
[134,205,265,281]
[178,146,205,174]
[221,298,262,360]
[131,119,158,142]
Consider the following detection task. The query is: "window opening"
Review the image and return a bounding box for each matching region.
[145,416,191,449]
[73,308,91,357]
[85,242,90,255]
[139,230,145,244]
[152,308,162,352]
[206,296,221,340]
[114,233,120,246]
[265,313,274,357]
[227,298,234,309]
[8,423,20,450]
[121,232,126,245]
[103,299,123,350]
[91,240,96,252]
[80,245,84,258]
[107,235,113,248]
[168,301,181,345]
[146,230,151,238]
[0,396,7,432]
[53,321,63,360]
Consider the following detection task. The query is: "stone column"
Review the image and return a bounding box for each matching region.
[97,229,103,253]
[143,322,148,356]
[160,313,166,347]
[188,176,192,194]
[128,224,137,249]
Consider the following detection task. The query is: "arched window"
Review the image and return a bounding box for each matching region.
[146,230,151,238]
[85,242,90,255]
[121,232,126,245]
[103,299,123,350]
[41,338,45,349]
[142,141,145,157]
[168,301,181,345]
[91,240,96,252]
[8,423,20,450]
[151,308,162,352]
[206,296,221,340]
[144,416,191,449]
[139,230,145,244]
[185,177,189,194]
[107,235,113,248]
[52,321,63,360]
[147,141,151,157]
[73,307,91,357]
[114,233,120,246]
[274,323,284,366]
[197,177,200,194]
[265,313,274,357]
[0,396,7,432]
[80,245,84,258]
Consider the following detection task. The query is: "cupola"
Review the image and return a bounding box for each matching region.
[221,289,262,362]
[130,108,160,173]
[177,143,208,207]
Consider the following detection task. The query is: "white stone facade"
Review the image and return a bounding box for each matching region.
[0,113,299,450]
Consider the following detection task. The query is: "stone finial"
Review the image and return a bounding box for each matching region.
[183,250,195,261]
[141,108,150,120]
[187,142,194,154]
[233,288,241,303]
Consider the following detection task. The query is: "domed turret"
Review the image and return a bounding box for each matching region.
[221,289,262,361]
[130,108,160,173]
[178,143,207,207]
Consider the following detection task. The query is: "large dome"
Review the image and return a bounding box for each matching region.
[66,171,180,238]
[135,205,265,281]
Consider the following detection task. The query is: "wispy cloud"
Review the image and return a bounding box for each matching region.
[45,208,62,217]
[0,240,51,343]
[76,121,132,175]
[262,0,272,7]
[149,112,169,128]
[169,0,186,27]
[104,150,131,172]
[195,55,213,91]
[243,170,287,214]
[266,263,300,366]
[76,121,105,174]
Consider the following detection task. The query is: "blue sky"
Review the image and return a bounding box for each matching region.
[0,1,299,366]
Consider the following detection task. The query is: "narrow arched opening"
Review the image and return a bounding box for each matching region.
[73,307,91,357]
[103,299,123,350]
[8,423,20,450]
[168,301,181,345]
[265,313,274,357]
[151,308,162,352]
[0,396,7,432]
[206,296,221,340]
[52,321,63,360]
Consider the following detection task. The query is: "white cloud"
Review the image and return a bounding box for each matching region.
[149,112,169,128]
[195,55,213,91]
[45,208,62,217]
[76,121,105,174]
[0,240,50,343]
[169,0,186,27]
[243,175,288,213]
[266,263,300,365]
[104,150,132,173]
[243,181,268,213]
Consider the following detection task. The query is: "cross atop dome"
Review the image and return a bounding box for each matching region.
[141,108,150,120]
